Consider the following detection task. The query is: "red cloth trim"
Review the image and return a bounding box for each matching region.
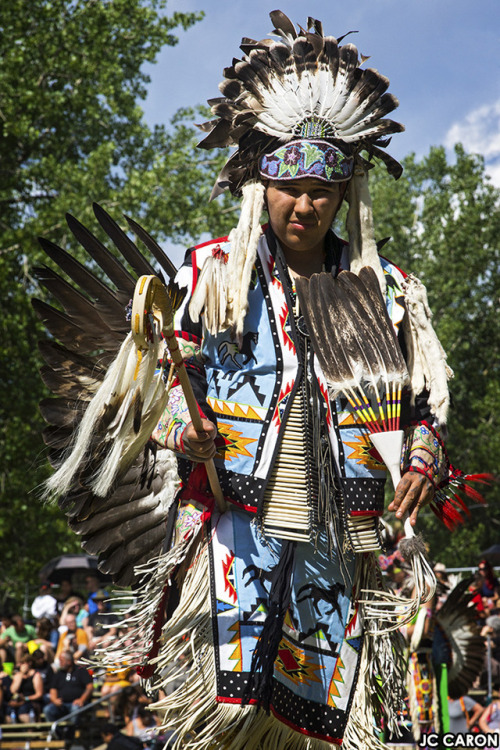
[194,234,229,250]
[137,583,170,679]
[349,510,383,517]
[226,497,257,514]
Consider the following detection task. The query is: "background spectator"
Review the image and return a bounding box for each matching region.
[60,597,85,627]
[30,617,56,662]
[125,704,158,746]
[114,685,150,726]
[8,653,44,722]
[478,693,500,736]
[477,560,500,614]
[0,614,15,666]
[85,574,107,616]
[31,582,58,621]
[100,722,142,750]
[55,579,82,614]
[44,650,93,723]
[0,615,37,666]
[55,614,88,665]
[448,694,483,734]
[87,591,119,651]
[31,648,53,709]
[0,659,13,722]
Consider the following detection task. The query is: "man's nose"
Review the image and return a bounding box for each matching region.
[295,193,314,214]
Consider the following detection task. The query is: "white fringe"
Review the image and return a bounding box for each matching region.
[360,533,435,634]
[188,181,265,341]
[402,273,453,425]
[189,253,230,335]
[89,522,206,674]
[346,164,386,296]
[342,554,407,750]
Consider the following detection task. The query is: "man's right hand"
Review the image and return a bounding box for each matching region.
[182,419,218,462]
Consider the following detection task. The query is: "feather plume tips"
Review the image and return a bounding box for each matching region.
[296,266,409,432]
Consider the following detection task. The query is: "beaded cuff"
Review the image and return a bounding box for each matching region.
[402,422,493,530]
[151,383,190,453]
[402,421,449,488]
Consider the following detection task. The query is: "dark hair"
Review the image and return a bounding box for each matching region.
[479,560,495,581]
[100,723,118,735]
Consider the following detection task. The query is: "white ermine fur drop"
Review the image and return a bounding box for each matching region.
[402,273,453,425]
[346,165,386,296]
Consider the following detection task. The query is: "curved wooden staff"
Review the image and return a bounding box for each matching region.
[132,275,226,512]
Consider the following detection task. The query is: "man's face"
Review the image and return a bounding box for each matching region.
[59,653,73,671]
[65,615,77,632]
[85,576,99,592]
[266,178,346,258]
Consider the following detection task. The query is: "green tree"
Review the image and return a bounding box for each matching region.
[369,146,500,565]
[0,0,236,611]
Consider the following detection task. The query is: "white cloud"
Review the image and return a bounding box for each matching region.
[445,99,500,186]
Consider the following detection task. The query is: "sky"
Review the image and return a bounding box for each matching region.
[139,0,499,262]
[142,0,500,181]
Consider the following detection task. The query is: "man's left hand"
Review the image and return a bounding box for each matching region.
[387,472,434,526]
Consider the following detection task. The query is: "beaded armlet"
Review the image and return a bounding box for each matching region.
[151,382,190,453]
[402,421,493,529]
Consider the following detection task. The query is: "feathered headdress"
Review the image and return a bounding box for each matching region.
[199,10,404,196]
[191,10,405,338]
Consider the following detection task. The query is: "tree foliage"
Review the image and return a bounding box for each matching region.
[368,146,500,565]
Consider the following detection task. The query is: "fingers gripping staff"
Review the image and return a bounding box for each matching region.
[132,275,226,513]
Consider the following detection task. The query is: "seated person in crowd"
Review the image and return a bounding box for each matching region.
[31,648,53,708]
[55,614,88,665]
[0,659,13,722]
[30,617,56,662]
[0,615,37,666]
[477,560,500,611]
[125,704,158,744]
[0,614,15,665]
[44,650,93,723]
[100,722,143,750]
[31,582,58,621]
[86,590,118,650]
[84,574,108,616]
[113,685,151,725]
[59,597,84,627]
[8,653,44,722]
[55,579,82,614]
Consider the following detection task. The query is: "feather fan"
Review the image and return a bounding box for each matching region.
[296,267,409,433]
[434,578,486,699]
[35,207,181,586]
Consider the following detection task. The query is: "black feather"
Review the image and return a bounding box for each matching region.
[66,213,136,296]
[269,10,297,40]
[292,37,318,76]
[124,215,177,281]
[92,203,156,278]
